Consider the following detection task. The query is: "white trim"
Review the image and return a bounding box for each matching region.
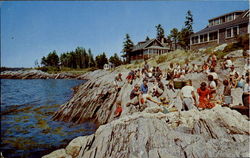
[217,30,219,44]
[243,10,249,18]
[248,23,250,34]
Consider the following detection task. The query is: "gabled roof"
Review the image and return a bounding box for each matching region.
[131,39,164,52]
[191,10,249,37]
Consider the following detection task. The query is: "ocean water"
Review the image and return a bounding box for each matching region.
[0,79,96,158]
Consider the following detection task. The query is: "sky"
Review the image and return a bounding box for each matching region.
[1,1,249,67]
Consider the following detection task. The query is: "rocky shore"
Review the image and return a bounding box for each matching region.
[2,49,249,158]
[0,70,81,79]
[45,106,250,158]
[46,58,249,157]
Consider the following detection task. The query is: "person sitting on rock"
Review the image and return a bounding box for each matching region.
[229,65,238,86]
[155,67,163,79]
[197,82,215,109]
[136,69,141,79]
[166,79,175,92]
[208,75,217,100]
[114,101,122,118]
[152,78,164,98]
[224,57,233,69]
[211,54,217,69]
[191,64,199,73]
[242,77,250,107]
[207,68,218,86]
[144,61,149,72]
[114,73,123,90]
[140,79,149,95]
[126,70,134,84]
[222,79,232,106]
[180,80,197,111]
[202,62,210,74]
[126,84,141,107]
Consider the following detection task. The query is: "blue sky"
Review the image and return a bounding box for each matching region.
[1,1,248,67]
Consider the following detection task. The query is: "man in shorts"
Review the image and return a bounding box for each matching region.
[180,80,197,111]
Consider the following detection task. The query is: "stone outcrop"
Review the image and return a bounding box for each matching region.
[52,70,129,125]
[0,70,79,79]
[44,106,250,158]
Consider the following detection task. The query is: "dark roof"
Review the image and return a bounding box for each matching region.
[132,39,164,52]
[208,10,244,21]
[192,10,249,37]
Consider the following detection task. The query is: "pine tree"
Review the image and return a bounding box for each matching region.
[185,10,194,32]
[169,28,179,50]
[145,36,150,41]
[155,24,165,41]
[122,34,134,63]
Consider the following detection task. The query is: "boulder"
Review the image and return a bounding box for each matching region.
[44,106,250,158]
[42,149,71,158]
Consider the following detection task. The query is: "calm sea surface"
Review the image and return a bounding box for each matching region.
[0,79,96,158]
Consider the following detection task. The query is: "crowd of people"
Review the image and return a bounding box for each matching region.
[113,55,250,118]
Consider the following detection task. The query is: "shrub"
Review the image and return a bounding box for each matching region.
[156,55,168,64]
[223,43,239,53]
[214,51,228,59]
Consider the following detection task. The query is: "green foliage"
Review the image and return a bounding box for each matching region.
[155,24,165,40]
[223,43,239,53]
[122,34,134,63]
[185,10,194,32]
[203,47,215,54]
[41,50,59,67]
[145,36,150,41]
[95,52,108,69]
[109,53,123,67]
[37,66,60,73]
[214,51,228,60]
[156,55,168,64]
[178,28,191,50]
[223,34,249,53]
[169,28,179,50]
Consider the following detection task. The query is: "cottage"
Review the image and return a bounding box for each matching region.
[190,10,249,50]
[127,38,172,63]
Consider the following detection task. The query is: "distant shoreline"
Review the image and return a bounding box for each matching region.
[0,69,86,80]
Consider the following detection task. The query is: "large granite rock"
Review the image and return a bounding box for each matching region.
[44,106,250,158]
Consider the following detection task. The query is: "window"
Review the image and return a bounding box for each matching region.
[221,17,225,23]
[226,26,239,38]
[233,27,238,37]
[226,14,233,22]
[204,34,208,42]
[200,35,204,43]
[214,19,220,25]
[209,32,218,41]
[226,28,232,38]
[209,21,214,26]
[192,36,199,44]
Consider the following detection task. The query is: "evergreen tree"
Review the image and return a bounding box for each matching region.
[95,52,108,69]
[185,10,194,32]
[109,53,122,67]
[122,34,134,63]
[155,24,165,41]
[169,28,179,50]
[41,50,59,67]
[178,28,190,50]
[145,36,150,41]
[41,56,47,66]
[88,49,95,67]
